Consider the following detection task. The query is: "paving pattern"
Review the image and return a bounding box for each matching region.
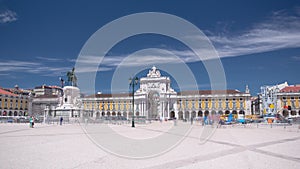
[0,122,299,169]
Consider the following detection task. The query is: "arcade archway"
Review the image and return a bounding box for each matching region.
[185,111,190,120]
[282,110,289,117]
[204,110,209,117]
[170,111,175,119]
[178,111,183,120]
[191,111,196,118]
[198,111,203,117]
[96,112,100,119]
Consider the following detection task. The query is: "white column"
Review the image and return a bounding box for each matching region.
[140,102,142,115]
[174,102,178,119]
[161,101,164,118]
[138,102,141,115]
[142,101,145,116]
[167,101,169,119]
[162,101,165,118]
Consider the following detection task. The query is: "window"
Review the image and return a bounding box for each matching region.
[205,101,208,108]
[233,101,236,108]
[226,102,229,108]
[212,101,215,108]
[218,101,222,108]
[240,102,243,108]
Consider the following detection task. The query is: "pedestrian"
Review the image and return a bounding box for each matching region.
[60,117,63,125]
[32,116,35,128]
[29,116,34,128]
[29,116,33,128]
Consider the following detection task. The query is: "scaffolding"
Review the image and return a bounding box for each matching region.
[260,85,280,115]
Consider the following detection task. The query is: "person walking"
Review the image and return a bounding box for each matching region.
[60,117,63,125]
[32,116,35,128]
[29,116,32,128]
[204,115,207,125]
[29,116,34,128]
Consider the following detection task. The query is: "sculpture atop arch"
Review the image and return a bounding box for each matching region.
[147,66,161,78]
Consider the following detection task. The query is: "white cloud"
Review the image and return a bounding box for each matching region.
[207,9,300,57]
[0,59,71,76]
[36,56,64,62]
[3,8,300,77]
[75,9,300,73]
[75,51,200,73]
[0,60,40,67]
[0,9,17,24]
[0,60,41,72]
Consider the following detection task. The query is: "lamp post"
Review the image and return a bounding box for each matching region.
[129,77,139,127]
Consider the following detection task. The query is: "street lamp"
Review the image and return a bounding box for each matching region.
[129,76,139,128]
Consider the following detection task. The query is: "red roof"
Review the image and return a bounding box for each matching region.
[85,93,133,98]
[280,85,300,93]
[178,90,243,95]
[0,88,18,96]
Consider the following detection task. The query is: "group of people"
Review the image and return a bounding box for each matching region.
[29,116,64,128]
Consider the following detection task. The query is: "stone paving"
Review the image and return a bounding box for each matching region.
[0,122,300,169]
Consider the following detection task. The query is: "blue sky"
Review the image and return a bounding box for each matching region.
[0,0,300,95]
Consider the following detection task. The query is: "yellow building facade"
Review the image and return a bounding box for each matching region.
[82,67,251,120]
[0,88,29,117]
[277,88,300,117]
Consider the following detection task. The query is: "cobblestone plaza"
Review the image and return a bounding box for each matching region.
[0,122,299,169]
